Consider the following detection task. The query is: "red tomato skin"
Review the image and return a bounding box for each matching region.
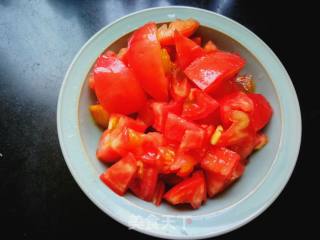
[151,101,183,132]
[128,22,169,101]
[96,129,121,162]
[130,162,158,201]
[179,129,206,152]
[157,19,200,46]
[164,170,206,209]
[204,171,226,197]
[170,68,191,100]
[181,88,219,121]
[174,31,205,69]
[100,153,137,196]
[137,100,155,127]
[164,113,201,142]
[184,51,245,94]
[247,93,273,131]
[94,55,146,115]
[201,147,240,178]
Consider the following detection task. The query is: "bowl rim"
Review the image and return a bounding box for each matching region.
[57,6,301,239]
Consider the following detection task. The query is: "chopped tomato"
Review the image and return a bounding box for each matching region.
[151,101,182,132]
[218,110,252,146]
[157,145,176,174]
[112,114,147,133]
[130,161,158,201]
[184,51,245,93]
[201,147,240,178]
[174,31,205,69]
[112,127,164,157]
[100,153,137,195]
[179,129,206,152]
[219,91,254,128]
[229,162,245,182]
[164,113,201,142]
[201,147,241,197]
[204,171,226,197]
[247,93,273,131]
[96,115,147,162]
[164,171,206,209]
[195,109,221,126]
[152,180,165,206]
[228,131,256,161]
[157,18,200,46]
[181,88,219,121]
[170,152,198,177]
[128,22,169,101]
[209,78,241,100]
[90,104,109,128]
[170,68,191,100]
[94,55,146,114]
[96,129,121,162]
[203,40,218,53]
[137,100,155,127]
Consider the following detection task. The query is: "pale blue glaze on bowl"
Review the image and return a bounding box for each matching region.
[57,6,301,239]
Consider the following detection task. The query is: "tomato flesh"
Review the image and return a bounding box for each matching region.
[128,22,169,101]
[94,55,146,114]
[100,153,137,195]
[174,31,205,69]
[157,18,200,46]
[181,88,219,121]
[164,171,206,209]
[248,93,273,131]
[184,51,245,94]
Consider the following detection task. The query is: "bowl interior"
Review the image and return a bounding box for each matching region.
[78,25,281,216]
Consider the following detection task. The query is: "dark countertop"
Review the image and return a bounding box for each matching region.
[0,0,315,239]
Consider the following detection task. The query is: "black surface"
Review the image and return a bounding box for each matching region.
[0,0,316,239]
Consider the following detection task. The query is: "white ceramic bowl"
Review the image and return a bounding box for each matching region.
[57,6,301,239]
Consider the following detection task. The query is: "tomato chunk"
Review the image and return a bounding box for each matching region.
[219,91,254,128]
[128,22,169,101]
[96,129,121,163]
[164,171,206,209]
[170,68,191,100]
[130,161,158,201]
[201,147,240,178]
[164,113,202,142]
[179,129,206,152]
[174,31,205,69]
[157,18,199,46]
[170,152,198,177]
[100,153,137,196]
[184,51,245,93]
[151,101,182,132]
[94,55,146,114]
[201,147,241,197]
[247,93,273,131]
[90,104,109,128]
[181,88,219,121]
